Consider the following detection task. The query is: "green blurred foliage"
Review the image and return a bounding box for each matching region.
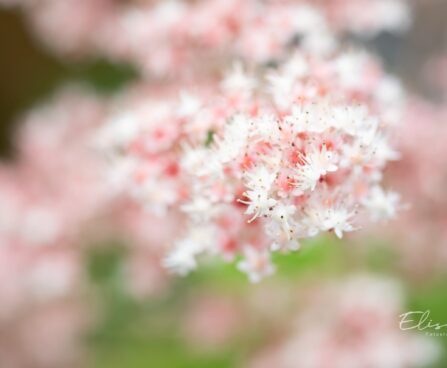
[84,236,447,368]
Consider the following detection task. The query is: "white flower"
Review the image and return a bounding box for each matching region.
[239,189,277,223]
[215,114,250,163]
[303,202,356,238]
[271,203,297,238]
[271,203,296,223]
[163,243,198,276]
[181,197,214,221]
[137,180,178,216]
[372,0,411,34]
[335,52,370,90]
[177,91,201,117]
[164,227,215,275]
[287,103,332,133]
[370,134,401,164]
[294,145,338,193]
[282,53,309,80]
[294,163,322,193]
[237,247,275,283]
[332,105,376,137]
[266,204,301,252]
[302,30,336,56]
[221,63,256,94]
[324,209,355,239]
[249,115,281,143]
[340,140,374,167]
[181,144,223,177]
[290,4,327,35]
[244,166,277,192]
[375,76,405,108]
[362,186,401,221]
[97,112,141,151]
[270,238,300,252]
[152,0,186,25]
[267,70,296,108]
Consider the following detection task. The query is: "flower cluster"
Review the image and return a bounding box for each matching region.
[0,88,104,367]
[2,0,410,76]
[170,54,403,281]
[0,0,442,365]
[0,0,410,286]
[249,276,439,368]
[97,48,404,282]
[385,98,447,277]
[0,88,171,366]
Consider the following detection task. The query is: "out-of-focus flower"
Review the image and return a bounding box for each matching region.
[1,0,411,284]
[182,294,244,350]
[384,98,447,277]
[0,87,107,367]
[1,0,411,76]
[249,276,439,368]
[0,301,88,368]
[0,87,173,366]
[423,54,447,98]
[325,0,411,37]
[1,0,442,366]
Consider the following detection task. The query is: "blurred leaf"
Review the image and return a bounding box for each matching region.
[273,235,346,278]
[406,277,447,368]
[204,130,215,147]
[70,59,138,95]
[87,243,127,285]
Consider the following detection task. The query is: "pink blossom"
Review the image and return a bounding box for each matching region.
[249,276,439,368]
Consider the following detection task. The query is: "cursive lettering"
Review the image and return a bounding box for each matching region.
[399,310,447,331]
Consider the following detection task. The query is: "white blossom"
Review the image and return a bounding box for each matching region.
[237,247,275,283]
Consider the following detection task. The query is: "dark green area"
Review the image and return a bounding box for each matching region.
[0,9,137,157]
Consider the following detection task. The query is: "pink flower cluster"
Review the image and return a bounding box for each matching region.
[0,88,104,367]
[385,98,447,277]
[250,276,439,368]
[0,0,442,366]
[0,88,170,366]
[0,0,418,291]
[98,50,405,282]
[2,0,410,76]
[0,1,409,285]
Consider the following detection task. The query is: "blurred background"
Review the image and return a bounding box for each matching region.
[0,1,446,367]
